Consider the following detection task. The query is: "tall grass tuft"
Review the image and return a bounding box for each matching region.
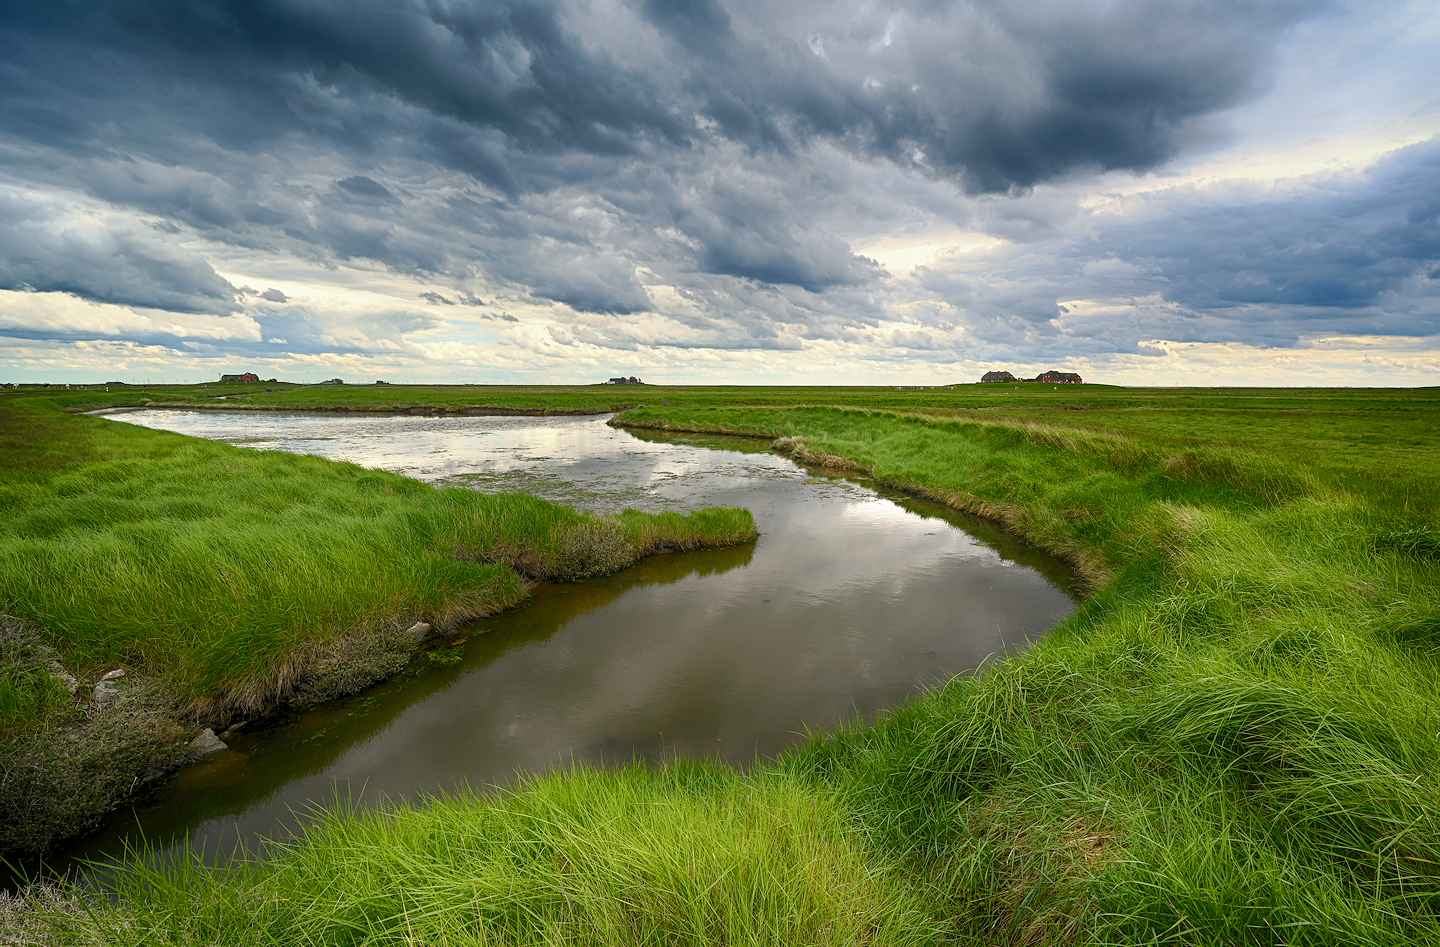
[36,766,942,946]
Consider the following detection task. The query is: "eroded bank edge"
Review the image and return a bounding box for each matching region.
[2,483,756,864]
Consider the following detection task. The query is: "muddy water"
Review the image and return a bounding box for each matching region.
[66,410,1077,870]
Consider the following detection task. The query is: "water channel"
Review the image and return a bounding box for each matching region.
[57,409,1078,874]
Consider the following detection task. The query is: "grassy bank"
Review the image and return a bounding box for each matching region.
[0,399,755,856]
[615,400,1440,942]
[17,764,943,946]
[9,386,1440,944]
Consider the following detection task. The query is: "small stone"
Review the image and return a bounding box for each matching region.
[407,621,432,638]
[93,679,122,706]
[100,668,126,681]
[188,729,228,756]
[49,663,79,695]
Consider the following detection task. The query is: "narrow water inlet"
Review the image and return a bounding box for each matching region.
[45,411,1077,877]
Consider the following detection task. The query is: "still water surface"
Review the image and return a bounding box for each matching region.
[70,410,1077,869]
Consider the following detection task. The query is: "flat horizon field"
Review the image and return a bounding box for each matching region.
[4,383,1440,945]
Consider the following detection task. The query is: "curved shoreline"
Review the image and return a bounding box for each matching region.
[5,533,761,868]
[0,403,757,864]
[13,412,1085,882]
[612,416,1111,593]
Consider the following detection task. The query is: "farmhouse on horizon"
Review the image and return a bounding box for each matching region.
[981,369,1084,384]
[220,372,260,383]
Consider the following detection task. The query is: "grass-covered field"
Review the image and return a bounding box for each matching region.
[617,400,1440,942]
[6,382,1440,944]
[0,392,755,855]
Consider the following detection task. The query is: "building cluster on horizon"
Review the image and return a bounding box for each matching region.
[981,369,1084,384]
[605,376,644,384]
[218,372,286,384]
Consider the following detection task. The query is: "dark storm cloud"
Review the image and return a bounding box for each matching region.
[9,0,1307,185]
[652,0,1323,191]
[0,0,686,172]
[0,0,1335,350]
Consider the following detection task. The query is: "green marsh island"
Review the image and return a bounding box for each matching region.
[3,382,1440,945]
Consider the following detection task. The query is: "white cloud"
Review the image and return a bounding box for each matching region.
[0,0,1436,384]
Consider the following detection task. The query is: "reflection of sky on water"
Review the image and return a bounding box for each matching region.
[68,410,1079,877]
[113,409,823,513]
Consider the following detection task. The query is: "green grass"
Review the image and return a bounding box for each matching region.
[0,397,755,855]
[28,764,942,946]
[8,384,1440,944]
[615,399,1440,943]
[0,402,754,721]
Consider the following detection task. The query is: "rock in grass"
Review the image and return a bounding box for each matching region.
[188,729,228,756]
[92,668,129,706]
[407,621,432,638]
[49,662,79,695]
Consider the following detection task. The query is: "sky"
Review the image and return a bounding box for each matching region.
[1,0,1437,386]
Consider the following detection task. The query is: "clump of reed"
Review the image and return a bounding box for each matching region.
[28,765,941,947]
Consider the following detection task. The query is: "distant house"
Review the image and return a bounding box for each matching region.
[981,370,1016,383]
[1036,370,1083,384]
[219,372,260,383]
[320,378,344,385]
[375,380,390,385]
[606,376,642,384]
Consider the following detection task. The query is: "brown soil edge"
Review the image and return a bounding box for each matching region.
[1,530,756,864]
[0,608,495,865]
[615,419,1113,593]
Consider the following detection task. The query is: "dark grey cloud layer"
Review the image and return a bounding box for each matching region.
[6,0,1310,186]
[5,0,1426,365]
